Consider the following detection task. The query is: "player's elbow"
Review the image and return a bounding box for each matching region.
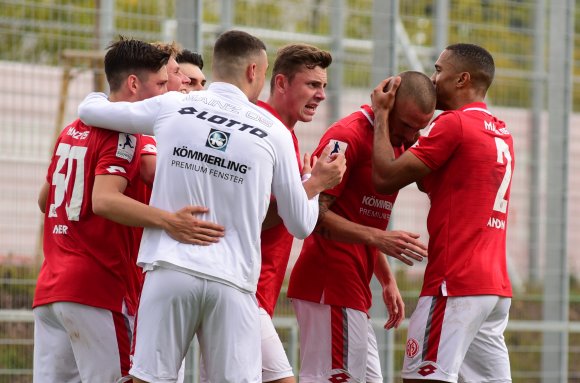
[372,173,397,195]
[38,197,46,213]
[92,194,112,218]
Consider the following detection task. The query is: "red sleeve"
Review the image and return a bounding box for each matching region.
[410,111,462,170]
[312,122,359,198]
[94,131,141,183]
[140,134,157,156]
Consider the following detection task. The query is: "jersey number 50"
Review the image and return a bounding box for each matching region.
[48,143,88,221]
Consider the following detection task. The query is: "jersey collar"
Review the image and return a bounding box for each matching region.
[359,104,375,127]
[460,102,491,115]
[256,101,290,131]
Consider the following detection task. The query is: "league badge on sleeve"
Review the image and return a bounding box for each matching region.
[116,133,136,161]
[328,139,348,155]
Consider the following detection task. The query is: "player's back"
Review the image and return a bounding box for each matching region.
[137,84,316,293]
[34,119,141,312]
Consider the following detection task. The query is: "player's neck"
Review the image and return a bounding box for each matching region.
[267,96,297,130]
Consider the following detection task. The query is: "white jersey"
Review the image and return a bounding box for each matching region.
[78,83,319,293]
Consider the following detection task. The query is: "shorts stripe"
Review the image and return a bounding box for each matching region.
[422,296,447,362]
[113,310,131,375]
[330,306,348,370]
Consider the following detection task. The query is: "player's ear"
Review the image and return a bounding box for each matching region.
[246,62,257,83]
[457,71,470,88]
[274,74,288,94]
[127,74,138,95]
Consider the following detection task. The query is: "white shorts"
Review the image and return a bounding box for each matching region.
[33,301,131,383]
[199,307,293,383]
[130,267,262,383]
[292,299,382,383]
[402,295,512,383]
[260,307,294,382]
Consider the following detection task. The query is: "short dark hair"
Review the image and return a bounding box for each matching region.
[104,36,170,92]
[176,49,204,70]
[446,43,495,91]
[396,71,436,114]
[212,30,266,78]
[270,44,332,91]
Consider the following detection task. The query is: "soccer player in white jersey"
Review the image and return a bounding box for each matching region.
[78,30,346,383]
[371,44,514,383]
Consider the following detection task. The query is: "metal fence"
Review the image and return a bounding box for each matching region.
[0,0,579,382]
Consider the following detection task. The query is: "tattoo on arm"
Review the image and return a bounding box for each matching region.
[314,193,336,239]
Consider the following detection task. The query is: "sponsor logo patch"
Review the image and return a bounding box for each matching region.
[206,129,230,151]
[117,133,136,161]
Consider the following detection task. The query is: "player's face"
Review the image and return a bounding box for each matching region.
[431,49,458,111]
[166,57,190,92]
[283,66,327,125]
[389,99,434,147]
[180,63,206,92]
[136,66,169,100]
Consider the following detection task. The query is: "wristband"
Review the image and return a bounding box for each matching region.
[301,173,312,182]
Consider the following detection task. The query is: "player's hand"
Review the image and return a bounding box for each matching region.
[310,145,346,190]
[382,278,404,329]
[164,206,225,245]
[371,76,401,115]
[370,229,427,266]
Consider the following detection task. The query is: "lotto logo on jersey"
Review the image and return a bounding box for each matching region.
[206,129,230,152]
[328,139,348,155]
[116,133,136,161]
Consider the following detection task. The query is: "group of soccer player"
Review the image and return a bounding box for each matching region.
[34,28,515,383]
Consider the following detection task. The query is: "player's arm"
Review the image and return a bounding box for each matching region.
[374,253,404,329]
[140,154,156,187]
[262,148,345,231]
[315,193,426,265]
[92,174,225,245]
[371,77,431,194]
[38,181,49,213]
[78,92,160,135]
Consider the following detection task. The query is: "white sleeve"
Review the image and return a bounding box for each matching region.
[271,130,319,239]
[77,92,163,135]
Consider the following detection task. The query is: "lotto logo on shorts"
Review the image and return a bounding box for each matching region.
[326,369,355,382]
[418,363,437,376]
[406,338,419,358]
[206,129,230,151]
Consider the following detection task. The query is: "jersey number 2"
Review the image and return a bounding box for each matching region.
[48,143,88,221]
[493,137,512,213]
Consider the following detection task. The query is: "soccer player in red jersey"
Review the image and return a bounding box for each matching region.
[257,43,332,383]
[33,37,222,383]
[371,44,514,383]
[287,71,435,383]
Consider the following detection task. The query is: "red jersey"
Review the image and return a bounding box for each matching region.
[34,119,141,313]
[288,105,403,313]
[256,101,302,317]
[409,103,514,297]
